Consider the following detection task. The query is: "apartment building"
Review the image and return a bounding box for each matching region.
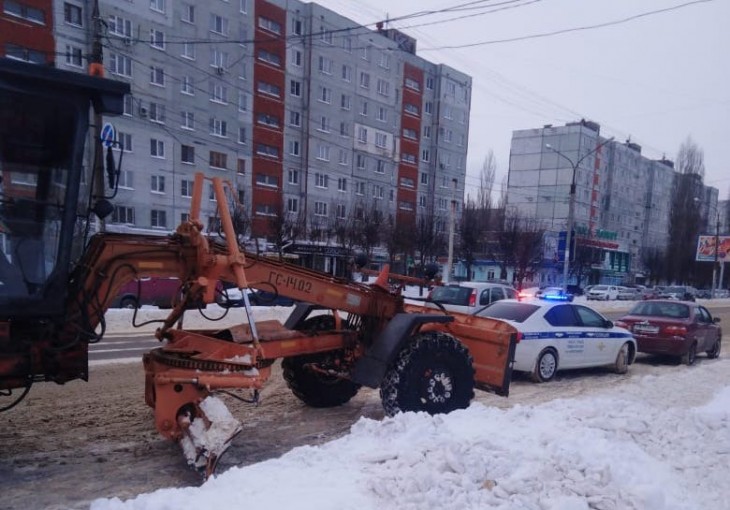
[44,0,471,274]
[507,120,718,284]
[1,0,55,63]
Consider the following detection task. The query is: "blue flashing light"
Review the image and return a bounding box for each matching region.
[541,293,573,302]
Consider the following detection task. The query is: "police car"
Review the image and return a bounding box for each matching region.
[477,298,637,382]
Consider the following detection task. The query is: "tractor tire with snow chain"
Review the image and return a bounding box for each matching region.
[282,315,361,408]
[379,331,475,417]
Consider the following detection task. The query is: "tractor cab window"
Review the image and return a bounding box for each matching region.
[0,87,79,300]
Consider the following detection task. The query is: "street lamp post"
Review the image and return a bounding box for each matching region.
[711,211,720,299]
[546,137,614,293]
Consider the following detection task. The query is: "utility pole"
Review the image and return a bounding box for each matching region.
[711,211,719,299]
[90,0,106,230]
[546,137,614,293]
[445,178,458,284]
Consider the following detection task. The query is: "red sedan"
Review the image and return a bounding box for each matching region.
[617,300,722,365]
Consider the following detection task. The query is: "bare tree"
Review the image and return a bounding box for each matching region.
[414,211,446,270]
[355,200,384,259]
[268,203,306,258]
[459,198,480,280]
[666,137,705,284]
[641,246,666,285]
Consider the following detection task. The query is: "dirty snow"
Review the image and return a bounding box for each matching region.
[90,291,730,510]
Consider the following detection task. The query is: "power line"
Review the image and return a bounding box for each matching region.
[420,0,715,50]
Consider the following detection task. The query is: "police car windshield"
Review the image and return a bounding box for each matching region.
[477,301,540,323]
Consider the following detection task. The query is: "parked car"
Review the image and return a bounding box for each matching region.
[657,285,697,301]
[538,286,574,302]
[617,286,641,301]
[477,299,636,382]
[617,300,722,365]
[566,285,584,296]
[111,277,181,309]
[642,286,664,300]
[427,282,518,314]
[586,285,620,301]
[216,282,298,307]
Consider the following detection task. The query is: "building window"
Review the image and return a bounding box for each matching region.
[151,175,165,193]
[65,45,83,67]
[337,177,347,192]
[426,77,434,90]
[118,170,134,189]
[318,86,332,103]
[4,1,45,24]
[314,201,328,216]
[421,149,430,162]
[109,53,132,77]
[181,111,194,130]
[238,127,247,145]
[292,49,302,66]
[150,139,165,158]
[109,15,132,37]
[375,132,387,149]
[255,174,279,188]
[64,2,82,26]
[376,79,390,96]
[338,149,349,166]
[360,100,368,116]
[256,144,279,159]
[258,16,282,34]
[210,13,229,35]
[209,118,228,137]
[404,103,419,116]
[181,4,194,23]
[356,154,366,170]
[339,122,349,137]
[340,94,351,111]
[149,102,165,123]
[288,140,300,157]
[150,29,165,50]
[373,185,384,200]
[118,132,132,152]
[289,80,301,97]
[379,51,390,69]
[181,145,195,164]
[357,127,368,144]
[258,49,281,67]
[318,56,333,74]
[341,65,352,82]
[336,204,346,219]
[404,77,420,91]
[258,81,281,98]
[255,204,277,217]
[150,0,165,13]
[402,153,417,164]
[209,82,228,103]
[5,44,45,63]
[182,42,196,60]
[256,113,279,129]
[376,107,387,123]
[315,173,329,188]
[318,116,330,133]
[316,145,330,161]
[292,18,302,35]
[210,49,228,68]
[289,110,301,127]
[112,206,135,224]
[355,181,365,195]
[400,177,415,188]
[375,160,386,174]
[237,159,246,175]
[423,125,431,138]
[403,128,417,140]
[181,76,194,95]
[287,198,299,213]
[288,169,299,185]
[424,102,433,115]
[320,28,333,45]
[150,66,165,86]
[151,209,167,228]
[359,72,370,89]
[123,95,133,117]
[209,151,227,169]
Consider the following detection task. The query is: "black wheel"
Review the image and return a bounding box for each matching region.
[379,331,475,417]
[614,343,630,374]
[120,296,138,309]
[531,348,558,382]
[682,342,697,366]
[706,336,721,359]
[282,315,361,408]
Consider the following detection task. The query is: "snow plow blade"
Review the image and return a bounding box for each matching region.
[177,397,243,479]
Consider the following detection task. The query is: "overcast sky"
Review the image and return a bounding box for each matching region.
[313,0,729,200]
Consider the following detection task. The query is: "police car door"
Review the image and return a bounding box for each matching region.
[542,304,586,368]
[573,305,615,364]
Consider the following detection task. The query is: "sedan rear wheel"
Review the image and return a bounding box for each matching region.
[681,342,697,366]
[706,337,721,359]
[531,348,558,383]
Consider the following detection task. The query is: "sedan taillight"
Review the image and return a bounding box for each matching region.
[663,325,688,336]
[468,290,477,307]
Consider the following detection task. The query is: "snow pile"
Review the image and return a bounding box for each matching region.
[91,358,730,510]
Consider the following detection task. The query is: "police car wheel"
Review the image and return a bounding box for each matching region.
[380,331,475,417]
[614,343,630,374]
[531,348,558,383]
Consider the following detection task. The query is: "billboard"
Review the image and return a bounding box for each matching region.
[695,235,730,262]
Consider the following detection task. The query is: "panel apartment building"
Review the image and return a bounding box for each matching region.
[6,0,472,273]
[507,120,718,285]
